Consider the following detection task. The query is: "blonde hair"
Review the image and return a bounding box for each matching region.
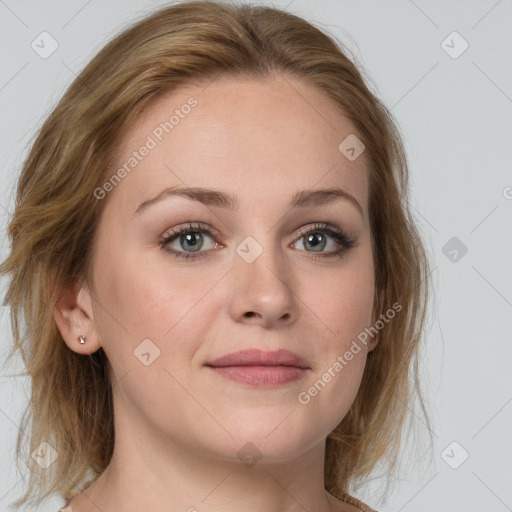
[1,0,433,508]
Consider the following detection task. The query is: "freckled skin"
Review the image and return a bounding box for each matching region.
[56,74,377,512]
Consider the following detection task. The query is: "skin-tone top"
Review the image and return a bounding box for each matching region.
[333,491,377,512]
[59,491,377,512]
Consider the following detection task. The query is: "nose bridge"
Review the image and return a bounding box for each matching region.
[235,230,285,283]
[229,230,297,323]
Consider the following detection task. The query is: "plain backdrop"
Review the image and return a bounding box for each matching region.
[1,1,511,511]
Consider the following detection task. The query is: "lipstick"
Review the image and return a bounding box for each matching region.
[205,348,310,386]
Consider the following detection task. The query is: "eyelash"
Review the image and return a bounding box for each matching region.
[158,221,356,260]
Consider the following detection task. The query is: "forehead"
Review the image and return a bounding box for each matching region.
[109,74,369,220]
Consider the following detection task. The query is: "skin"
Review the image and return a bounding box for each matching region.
[54,73,378,512]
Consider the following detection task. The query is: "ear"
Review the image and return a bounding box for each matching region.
[366,291,381,353]
[366,329,379,353]
[52,272,102,355]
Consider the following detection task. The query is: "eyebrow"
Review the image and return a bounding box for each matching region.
[134,185,364,218]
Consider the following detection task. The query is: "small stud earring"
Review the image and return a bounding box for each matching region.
[79,335,86,344]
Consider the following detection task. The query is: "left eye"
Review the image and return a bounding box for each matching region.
[292,230,339,253]
[159,221,355,260]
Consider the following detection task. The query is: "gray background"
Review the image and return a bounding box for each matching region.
[1,1,511,510]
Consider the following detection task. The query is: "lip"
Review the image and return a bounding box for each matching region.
[205,349,310,369]
[205,349,310,387]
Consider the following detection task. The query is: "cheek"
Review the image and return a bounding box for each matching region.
[295,255,374,425]
[309,261,375,350]
[91,247,217,385]
[92,244,191,336]
[294,349,367,449]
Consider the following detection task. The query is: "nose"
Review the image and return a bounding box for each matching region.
[227,235,299,328]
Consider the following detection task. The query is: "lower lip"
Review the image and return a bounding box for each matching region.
[207,365,308,386]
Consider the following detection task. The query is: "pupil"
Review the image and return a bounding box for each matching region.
[307,233,325,251]
[182,233,202,251]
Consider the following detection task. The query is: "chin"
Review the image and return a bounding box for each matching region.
[202,418,322,465]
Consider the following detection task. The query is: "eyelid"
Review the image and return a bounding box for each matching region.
[160,221,221,241]
[160,222,350,244]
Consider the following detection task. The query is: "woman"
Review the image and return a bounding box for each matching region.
[1,1,432,511]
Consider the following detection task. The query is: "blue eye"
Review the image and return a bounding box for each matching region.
[293,223,356,257]
[159,221,355,260]
[159,222,219,260]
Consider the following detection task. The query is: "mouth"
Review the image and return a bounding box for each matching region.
[204,349,310,386]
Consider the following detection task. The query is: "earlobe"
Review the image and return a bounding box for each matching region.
[366,310,379,352]
[367,333,379,352]
[366,297,380,353]
[52,275,102,355]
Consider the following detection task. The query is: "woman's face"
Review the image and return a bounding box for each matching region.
[82,74,376,463]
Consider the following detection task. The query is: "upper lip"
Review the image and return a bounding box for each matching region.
[205,349,310,369]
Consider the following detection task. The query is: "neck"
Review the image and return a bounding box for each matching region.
[71,402,341,512]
